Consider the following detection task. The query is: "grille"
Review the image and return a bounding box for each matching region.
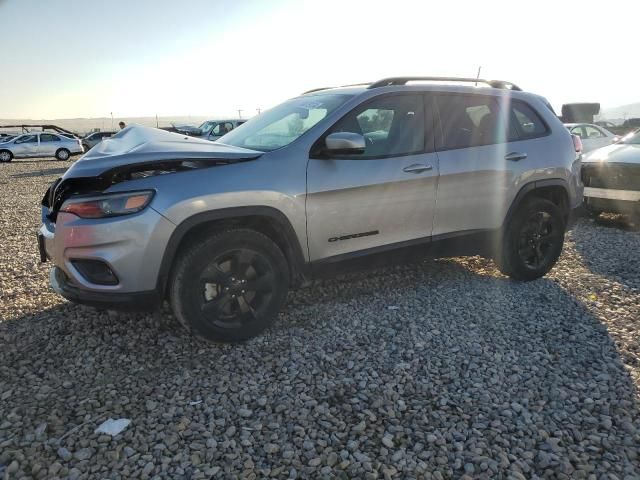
[581,163,640,191]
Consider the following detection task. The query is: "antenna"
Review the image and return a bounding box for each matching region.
[475,66,482,86]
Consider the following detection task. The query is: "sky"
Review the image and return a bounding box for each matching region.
[1,0,638,120]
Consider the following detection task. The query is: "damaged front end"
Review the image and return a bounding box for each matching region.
[42,157,258,222]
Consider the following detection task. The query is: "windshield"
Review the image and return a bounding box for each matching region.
[219,94,353,152]
[198,121,217,134]
[620,130,640,145]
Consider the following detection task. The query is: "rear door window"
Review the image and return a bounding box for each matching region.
[40,134,60,142]
[435,94,506,150]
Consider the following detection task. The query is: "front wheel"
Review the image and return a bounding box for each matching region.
[496,198,566,281]
[0,150,13,163]
[169,229,290,342]
[55,148,70,161]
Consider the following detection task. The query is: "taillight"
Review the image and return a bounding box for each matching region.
[572,134,583,153]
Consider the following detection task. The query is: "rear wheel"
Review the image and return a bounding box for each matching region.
[0,150,13,163]
[55,148,70,161]
[169,229,289,342]
[496,198,566,281]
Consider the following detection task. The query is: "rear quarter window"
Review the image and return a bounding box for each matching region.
[511,101,549,140]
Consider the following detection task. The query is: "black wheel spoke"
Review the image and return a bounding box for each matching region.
[231,250,255,278]
[201,293,235,316]
[237,296,257,319]
[201,264,229,285]
[246,272,274,293]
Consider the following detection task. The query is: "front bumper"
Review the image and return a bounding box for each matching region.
[49,266,161,310]
[583,187,640,215]
[39,203,175,308]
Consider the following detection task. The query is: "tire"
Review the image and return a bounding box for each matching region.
[169,228,290,342]
[496,197,566,281]
[0,150,13,163]
[55,148,70,161]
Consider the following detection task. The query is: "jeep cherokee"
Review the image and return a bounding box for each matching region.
[38,76,583,342]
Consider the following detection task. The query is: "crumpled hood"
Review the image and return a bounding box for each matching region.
[583,143,640,165]
[64,124,261,178]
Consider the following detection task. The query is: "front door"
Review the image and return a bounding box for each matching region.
[13,134,39,157]
[306,93,439,261]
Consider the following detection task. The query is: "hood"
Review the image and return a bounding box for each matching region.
[583,143,640,165]
[64,124,261,178]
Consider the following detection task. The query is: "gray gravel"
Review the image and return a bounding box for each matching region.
[1,158,639,479]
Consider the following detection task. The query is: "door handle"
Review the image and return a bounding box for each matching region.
[505,152,527,161]
[403,164,433,174]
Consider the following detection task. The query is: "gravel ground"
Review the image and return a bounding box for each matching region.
[1,158,639,480]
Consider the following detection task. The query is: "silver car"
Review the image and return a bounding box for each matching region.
[82,131,116,151]
[565,123,618,153]
[0,132,84,162]
[197,119,246,141]
[39,77,583,342]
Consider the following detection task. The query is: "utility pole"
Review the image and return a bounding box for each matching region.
[156,114,159,128]
[237,109,243,119]
[475,66,482,86]
[110,112,114,130]
[256,108,261,115]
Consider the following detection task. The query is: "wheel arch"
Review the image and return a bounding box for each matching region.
[55,147,71,158]
[156,206,309,296]
[504,178,571,228]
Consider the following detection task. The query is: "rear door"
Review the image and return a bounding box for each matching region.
[432,94,550,236]
[306,93,439,261]
[39,133,61,156]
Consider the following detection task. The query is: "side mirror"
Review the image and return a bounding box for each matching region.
[324,132,366,155]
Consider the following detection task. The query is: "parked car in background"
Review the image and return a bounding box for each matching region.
[82,131,115,150]
[582,129,640,217]
[0,132,83,162]
[162,120,246,141]
[623,118,640,129]
[565,123,618,153]
[39,76,582,342]
[0,135,16,143]
[198,119,246,141]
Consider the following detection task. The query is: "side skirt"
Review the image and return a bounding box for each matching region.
[309,229,499,279]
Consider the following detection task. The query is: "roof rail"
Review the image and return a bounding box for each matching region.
[302,82,371,95]
[368,77,522,91]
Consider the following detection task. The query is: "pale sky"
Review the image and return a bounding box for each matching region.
[1,0,638,119]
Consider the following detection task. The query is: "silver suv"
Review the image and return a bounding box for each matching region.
[38,77,583,342]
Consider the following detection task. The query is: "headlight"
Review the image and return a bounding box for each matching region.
[60,190,154,219]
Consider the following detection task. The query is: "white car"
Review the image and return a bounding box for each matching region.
[0,132,84,162]
[565,123,618,153]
